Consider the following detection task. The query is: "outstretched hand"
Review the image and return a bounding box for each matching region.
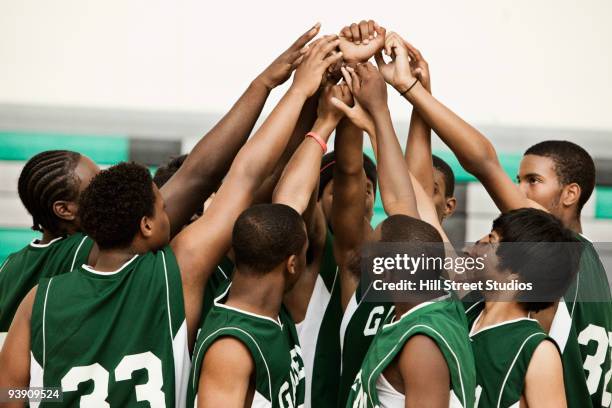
[292,35,343,98]
[257,23,321,91]
[330,66,375,136]
[339,20,386,63]
[318,83,353,123]
[374,32,416,93]
[342,63,388,115]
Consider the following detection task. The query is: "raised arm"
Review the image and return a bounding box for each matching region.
[331,117,370,309]
[391,48,541,213]
[349,63,419,219]
[273,84,351,214]
[171,35,343,348]
[161,23,321,237]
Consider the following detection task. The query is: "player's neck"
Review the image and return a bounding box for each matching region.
[393,291,446,318]
[478,301,529,329]
[225,269,284,321]
[88,248,138,272]
[555,207,582,234]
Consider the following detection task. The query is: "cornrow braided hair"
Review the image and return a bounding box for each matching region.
[17,150,82,236]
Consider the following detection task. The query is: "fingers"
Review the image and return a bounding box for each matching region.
[340,26,352,40]
[293,22,321,50]
[346,66,361,93]
[359,20,369,44]
[315,35,341,58]
[323,51,344,68]
[341,66,353,91]
[350,23,360,44]
[367,20,375,39]
[330,97,353,117]
[404,40,424,62]
[374,51,386,69]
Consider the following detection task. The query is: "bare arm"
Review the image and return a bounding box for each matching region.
[162,24,321,237]
[0,287,35,408]
[197,338,254,408]
[399,335,450,408]
[171,35,343,349]
[331,118,370,309]
[524,340,567,408]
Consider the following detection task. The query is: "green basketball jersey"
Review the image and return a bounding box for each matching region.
[200,256,234,321]
[298,230,342,408]
[188,283,305,408]
[467,303,557,408]
[30,246,189,407]
[562,234,612,407]
[338,282,395,407]
[346,298,476,408]
[0,233,93,338]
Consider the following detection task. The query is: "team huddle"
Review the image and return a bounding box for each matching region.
[0,19,610,408]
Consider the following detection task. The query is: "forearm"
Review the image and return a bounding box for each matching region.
[273,117,337,213]
[162,79,270,236]
[405,109,435,197]
[406,82,499,177]
[372,107,419,218]
[232,86,308,185]
[254,92,320,204]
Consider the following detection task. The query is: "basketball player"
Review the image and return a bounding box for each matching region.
[375,30,610,407]
[0,23,323,349]
[0,32,342,406]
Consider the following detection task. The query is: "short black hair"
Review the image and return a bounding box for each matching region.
[492,208,580,312]
[153,154,187,188]
[432,155,455,197]
[79,162,156,250]
[18,150,82,236]
[379,215,445,281]
[524,141,595,212]
[232,203,307,274]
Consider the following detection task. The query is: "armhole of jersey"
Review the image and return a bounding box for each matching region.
[30,278,53,377]
[191,327,273,403]
[69,235,91,272]
[319,231,337,290]
[498,332,549,408]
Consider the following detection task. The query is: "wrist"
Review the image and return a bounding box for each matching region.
[252,75,274,92]
[312,117,336,140]
[402,80,425,103]
[394,77,417,94]
[287,84,310,102]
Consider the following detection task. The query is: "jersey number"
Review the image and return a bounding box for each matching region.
[577,324,612,407]
[61,351,165,407]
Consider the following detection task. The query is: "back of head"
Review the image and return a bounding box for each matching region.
[153,154,187,188]
[432,155,455,197]
[492,208,580,311]
[18,150,82,235]
[379,215,445,281]
[79,162,155,250]
[232,203,307,274]
[318,151,378,198]
[524,140,595,213]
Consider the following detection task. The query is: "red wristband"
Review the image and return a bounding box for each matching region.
[306,131,327,154]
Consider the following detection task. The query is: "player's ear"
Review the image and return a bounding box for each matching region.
[140,215,154,238]
[52,200,78,222]
[286,254,298,275]
[443,196,457,219]
[561,182,581,209]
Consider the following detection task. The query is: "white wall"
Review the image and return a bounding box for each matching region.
[1,0,611,131]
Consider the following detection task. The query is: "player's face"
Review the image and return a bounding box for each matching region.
[432,169,456,223]
[319,179,375,227]
[518,155,564,216]
[465,230,503,282]
[148,185,171,249]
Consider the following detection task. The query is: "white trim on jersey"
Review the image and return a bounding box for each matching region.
[29,236,63,248]
[0,256,11,274]
[497,332,547,408]
[29,353,44,408]
[0,332,6,349]
[549,300,572,352]
[383,294,451,330]
[464,300,483,315]
[469,312,538,337]
[70,235,89,271]
[366,323,468,408]
[161,251,174,336]
[173,320,190,408]
[297,274,332,408]
[192,326,274,403]
[339,292,358,358]
[216,264,229,280]
[81,254,139,276]
[42,278,53,369]
[214,284,282,328]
